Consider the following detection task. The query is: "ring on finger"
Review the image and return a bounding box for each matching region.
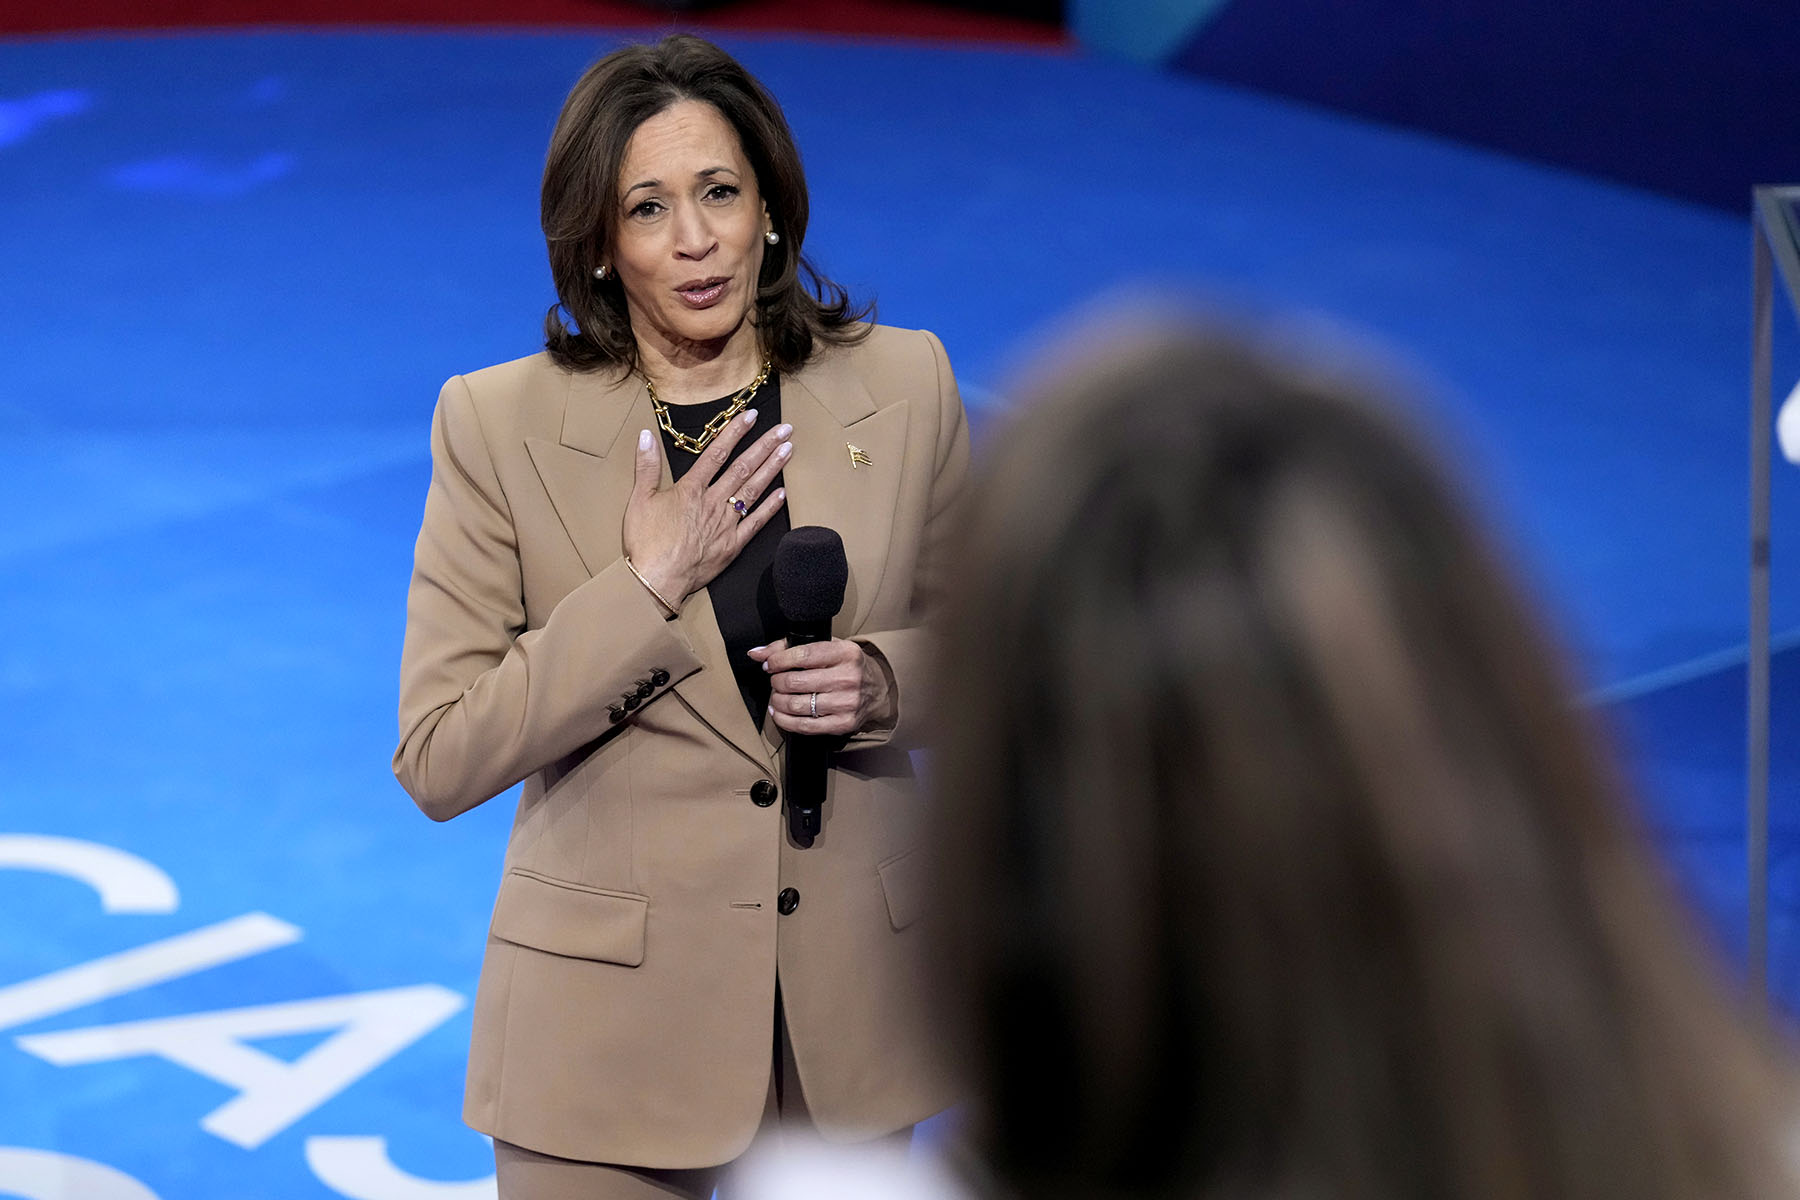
[727,495,748,519]
[810,692,818,718]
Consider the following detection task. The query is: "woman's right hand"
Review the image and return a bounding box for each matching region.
[622,408,792,610]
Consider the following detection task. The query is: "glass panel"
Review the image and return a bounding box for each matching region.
[1755,187,1800,998]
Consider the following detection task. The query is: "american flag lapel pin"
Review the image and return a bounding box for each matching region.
[847,443,873,469]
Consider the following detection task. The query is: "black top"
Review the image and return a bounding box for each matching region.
[657,376,789,728]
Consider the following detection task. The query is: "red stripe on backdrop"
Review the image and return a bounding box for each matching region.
[0,0,1066,43]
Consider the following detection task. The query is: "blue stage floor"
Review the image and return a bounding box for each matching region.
[0,28,1789,1198]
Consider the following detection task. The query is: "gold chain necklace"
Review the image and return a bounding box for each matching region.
[644,360,773,455]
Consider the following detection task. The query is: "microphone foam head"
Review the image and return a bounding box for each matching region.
[773,526,849,624]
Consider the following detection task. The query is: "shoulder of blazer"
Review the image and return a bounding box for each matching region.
[449,351,636,449]
[807,323,950,412]
[457,349,568,397]
[445,333,950,443]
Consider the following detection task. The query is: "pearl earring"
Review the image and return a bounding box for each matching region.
[593,264,609,280]
[764,230,780,245]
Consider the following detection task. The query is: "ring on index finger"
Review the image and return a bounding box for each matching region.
[727,495,748,519]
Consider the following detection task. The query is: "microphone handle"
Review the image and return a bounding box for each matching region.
[784,619,834,844]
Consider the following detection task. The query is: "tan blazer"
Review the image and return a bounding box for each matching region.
[393,324,969,1168]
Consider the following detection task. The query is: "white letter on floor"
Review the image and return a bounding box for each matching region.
[306,1136,496,1200]
[0,1146,161,1200]
[16,984,465,1149]
[0,913,301,1033]
[0,835,179,914]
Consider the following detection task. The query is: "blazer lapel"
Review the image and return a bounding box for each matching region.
[526,367,773,769]
[780,350,909,638]
[524,368,639,578]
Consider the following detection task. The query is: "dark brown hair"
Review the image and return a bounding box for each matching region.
[540,34,870,374]
[935,327,1795,1200]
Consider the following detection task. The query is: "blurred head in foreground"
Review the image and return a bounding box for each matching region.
[934,324,1792,1200]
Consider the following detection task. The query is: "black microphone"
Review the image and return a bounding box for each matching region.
[772,526,848,846]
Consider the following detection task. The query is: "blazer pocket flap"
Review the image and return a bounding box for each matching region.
[491,869,648,966]
[877,847,927,932]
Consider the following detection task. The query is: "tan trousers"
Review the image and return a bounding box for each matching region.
[493,990,911,1199]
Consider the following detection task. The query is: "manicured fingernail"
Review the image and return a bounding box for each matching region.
[776,424,793,438]
[749,645,766,654]
[774,488,786,499]
[763,661,771,672]
[743,409,758,424]
[777,443,792,459]
[639,429,652,451]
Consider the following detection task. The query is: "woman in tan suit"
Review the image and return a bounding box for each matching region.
[392,35,967,1198]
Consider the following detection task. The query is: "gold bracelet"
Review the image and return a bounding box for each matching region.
[624,556,680,618]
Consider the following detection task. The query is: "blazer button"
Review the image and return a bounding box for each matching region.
[777,887,800,915]
[635,679,655,700]
[750,779,778,807]
[608,705,626,724]
[621,692,641,712]
[650,668,670,687]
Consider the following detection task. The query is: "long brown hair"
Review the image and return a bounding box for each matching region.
[540,34,871,374]
[935,326,1794,1199]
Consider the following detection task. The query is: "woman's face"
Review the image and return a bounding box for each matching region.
[611,99,771,368]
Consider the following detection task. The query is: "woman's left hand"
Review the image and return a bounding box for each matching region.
[749,638,893,737]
